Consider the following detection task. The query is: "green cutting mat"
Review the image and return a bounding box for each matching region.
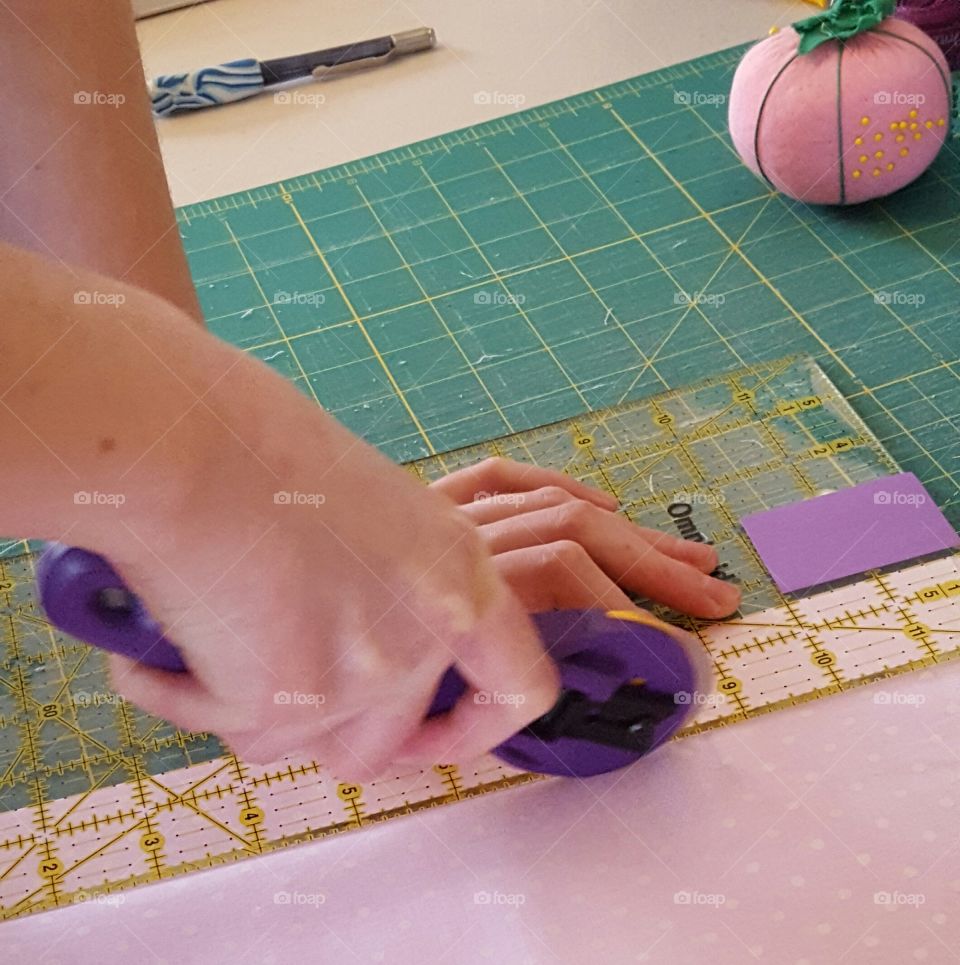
[178,44,960,527]
[1,44,959,913]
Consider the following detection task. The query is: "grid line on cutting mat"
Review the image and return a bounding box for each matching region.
[169,46,959,521]
[2,356,959,917]
[0,37,958,914]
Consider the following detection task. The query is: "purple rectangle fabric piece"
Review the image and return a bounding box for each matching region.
[741,473,959,593]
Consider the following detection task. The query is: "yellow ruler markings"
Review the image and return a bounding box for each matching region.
[782,598,845,688]
[49,654,117,790]
[44,762,133,843]
[231,754,265,853]
[487,435,541,477]
[171,796,259,852]
[30,811,155,896]
[906,575,960,605]
[703,652,750,715]
[23,778,60,908]
[143,757,237,805]
[133,716,174,746]
[677,650,953,739]
[433,763,464,801]
[661,344,853,502]
[252,759,323,786]
[13,668,124,775]
[47,650,92,710]
[613,357,797,491]
[760,406,827,497]
[0,567,111,804]
[336,782,366,828]
[115,697,142,766]
[0,747,24,789]
[128,757,167,880]
[825,623,959,638]
[52,764,255,862]
[5,605,959,919]
[4,358,958,916]
[0,795,45,884]
[37,713,115,758]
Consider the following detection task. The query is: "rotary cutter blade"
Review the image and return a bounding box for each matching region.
[37,544,712,778]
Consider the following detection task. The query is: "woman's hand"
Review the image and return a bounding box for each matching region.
[105,401,565,779]
[1,244,559,779]
[430,458,741,619]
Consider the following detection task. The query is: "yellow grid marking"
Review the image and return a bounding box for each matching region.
[607,107,859,386]
[418,167,592,412]
[222,220,322,408]
[352,182,516,436]
[2,30,957,911]
[483,144,669,403]
[280,185,436,454]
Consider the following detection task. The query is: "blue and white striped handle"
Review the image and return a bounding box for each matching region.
[149,58,265,117]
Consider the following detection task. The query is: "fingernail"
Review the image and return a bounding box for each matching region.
[710,581,741,614]
[697,543,719,563]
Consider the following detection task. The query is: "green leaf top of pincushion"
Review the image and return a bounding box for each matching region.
[793,0,897,54]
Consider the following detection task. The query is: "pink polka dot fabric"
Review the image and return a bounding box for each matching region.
[729,18,951,205]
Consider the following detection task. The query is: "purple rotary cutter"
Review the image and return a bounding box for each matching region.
[36,543,711,778]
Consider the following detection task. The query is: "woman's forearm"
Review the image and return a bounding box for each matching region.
[0,241,222,551]
[0,241,344,575]
[0,0,201,320]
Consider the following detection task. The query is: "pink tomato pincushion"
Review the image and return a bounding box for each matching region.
[729,0,952,205]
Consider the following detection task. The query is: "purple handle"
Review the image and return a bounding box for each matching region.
[37,544,705,777]
[37,544,468,714]
[37,544,186,672]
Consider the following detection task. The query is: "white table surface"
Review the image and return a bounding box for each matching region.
[9,2,960,963]
[137,0,786,207]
